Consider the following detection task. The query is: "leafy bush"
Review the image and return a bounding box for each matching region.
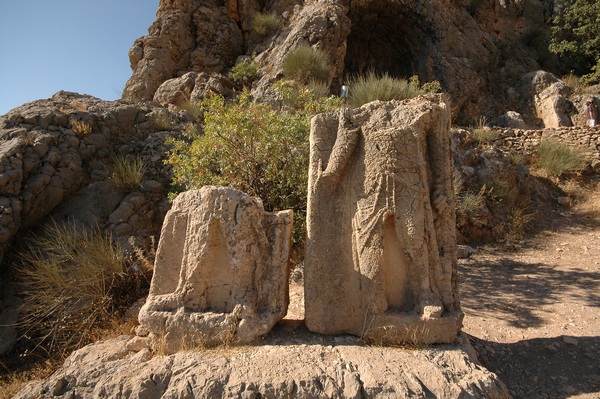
[282,44,331,85]
[252,12,281,37]
[229,59,261,89]
[166,91,342,247]
[535,138,588,176]
[550,0,600,85]
[110,154,145,191]
[346,71,441,107]
[14,221,132,357]
[274,80,343,112]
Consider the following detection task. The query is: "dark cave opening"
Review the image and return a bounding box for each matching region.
[344,0,435,82]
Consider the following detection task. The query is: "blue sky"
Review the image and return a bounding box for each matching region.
[0,0,159,115]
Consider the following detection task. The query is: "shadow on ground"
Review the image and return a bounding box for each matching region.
[460,256,600,329]
[469,334,600,399]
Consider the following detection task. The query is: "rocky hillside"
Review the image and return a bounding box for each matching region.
[123,0,566,125]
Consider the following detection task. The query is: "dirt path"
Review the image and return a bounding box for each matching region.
[460,201,600,398]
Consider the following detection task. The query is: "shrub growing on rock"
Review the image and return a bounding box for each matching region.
[228,59,261,89]
[282,44,331,85]
[110,154,145,191]
[346,72,441,107]
[252,12,281,37]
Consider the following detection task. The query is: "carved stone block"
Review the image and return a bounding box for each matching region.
[305,95,463,344]
[139,186,292,353]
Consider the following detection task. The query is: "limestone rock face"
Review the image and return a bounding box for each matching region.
[138,187,292,353]
[123,0,559,123]
[305,95,462,344]
[13,334,510,399]
[123,0,243,102]
[520,71,575,128]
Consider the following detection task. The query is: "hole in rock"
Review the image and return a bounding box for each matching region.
[344,0,436,81]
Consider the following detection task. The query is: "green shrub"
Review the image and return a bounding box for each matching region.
[535,138,588,176]
[14,221,130,357]
[274,80,343,112]
[550,0,600,85]
[229,59,261,88]
[282,44,331,85]
[252,12,281,37]
[110,154,145,191]
[346,71,440,107]
[166,92,342,247]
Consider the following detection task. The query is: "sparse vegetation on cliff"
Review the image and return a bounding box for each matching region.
[229,59,261,89]
[110,154,146,191]
[252,12,281,37]
[346,72,441,107]
[282,44,331,85]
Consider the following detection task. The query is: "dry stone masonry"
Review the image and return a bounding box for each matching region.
[305,95,463,344]
[138,187,293,353]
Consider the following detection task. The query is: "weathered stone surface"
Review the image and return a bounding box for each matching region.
[0,92,179,266]
[13,334,510,399]
[305,95,462,344]
[123,0,243,102]
[495,111,528,129]
[138,186,292,353]
[520,70,575,128]
[124,0,558,124]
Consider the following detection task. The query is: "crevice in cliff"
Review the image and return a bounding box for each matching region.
[344,0,435,81]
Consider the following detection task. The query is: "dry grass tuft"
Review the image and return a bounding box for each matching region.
[535,139,588,177]
[70,118,93,137]
[13,220,129,358]
[109,154,146,191]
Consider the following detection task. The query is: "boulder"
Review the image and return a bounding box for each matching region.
[495,111,528,129]
[138,186,292,353]
[520,71,575,128]
[305,95,462,344]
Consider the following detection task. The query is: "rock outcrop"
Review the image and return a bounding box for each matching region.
[305,95,462,344]
[123,0,565,125]
[0,92,182,354]
[13,333,510,399]
[138,187,293,353]
[0,92,180,266]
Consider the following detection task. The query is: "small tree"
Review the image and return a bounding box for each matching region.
[549,0,600,84]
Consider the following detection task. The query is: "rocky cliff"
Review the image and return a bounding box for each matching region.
[123,0,559,125]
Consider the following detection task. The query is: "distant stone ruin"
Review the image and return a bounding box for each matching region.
[138,187,292,353]
[304,94,463,344]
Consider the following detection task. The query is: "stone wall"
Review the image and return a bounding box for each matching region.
[493,126,600,171]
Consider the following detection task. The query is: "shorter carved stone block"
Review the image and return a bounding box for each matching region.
[139,186,292,353]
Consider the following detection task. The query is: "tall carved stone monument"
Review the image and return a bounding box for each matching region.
[138,186,292,353]
[305,94,463,344]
